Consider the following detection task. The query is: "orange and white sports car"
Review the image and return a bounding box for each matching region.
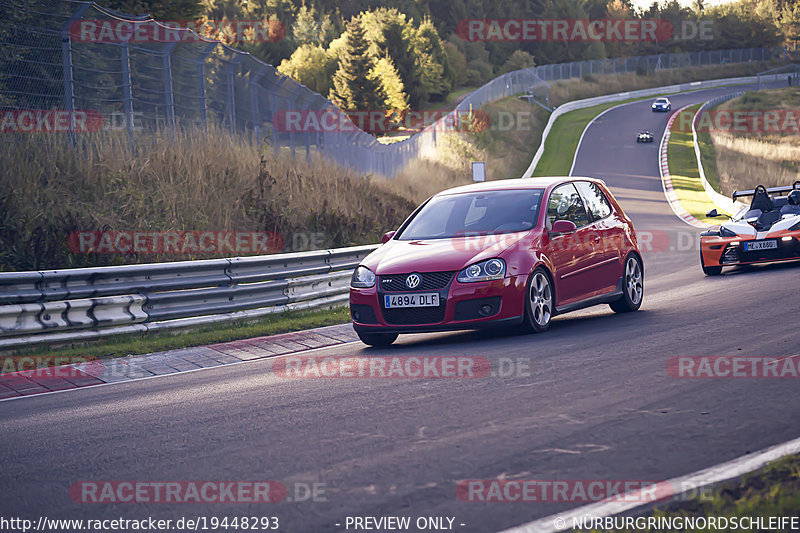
[700,182,800,275]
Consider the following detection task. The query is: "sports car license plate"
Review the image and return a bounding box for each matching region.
[744,240,778,251]
[384,293,439,308]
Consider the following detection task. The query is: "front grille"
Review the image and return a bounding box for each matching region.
[381,304,447,325]
[741,241,800,262]
[379,271,455,292]
[725,239,800,263]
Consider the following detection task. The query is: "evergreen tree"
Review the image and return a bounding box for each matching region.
[99,0,204,19]
[329,18,387,112]
[373,57,409,116]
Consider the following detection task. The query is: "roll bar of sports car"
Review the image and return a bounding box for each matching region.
[732,180,800,200]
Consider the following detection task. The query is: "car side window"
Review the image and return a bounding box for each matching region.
[547,183,590,228]
[575,181,613,221]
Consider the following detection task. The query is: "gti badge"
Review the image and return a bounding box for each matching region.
[405,273,421,289]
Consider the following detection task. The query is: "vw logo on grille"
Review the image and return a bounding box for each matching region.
[405,273,421,289]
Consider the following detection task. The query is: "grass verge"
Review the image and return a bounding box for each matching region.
[572,453,800,532]
[0,305,350,366]
[667,105,722,223]
[708,87,800,195]
[533,99,642,177]
[696,124,722,193]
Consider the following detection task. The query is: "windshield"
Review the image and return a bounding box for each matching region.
[655,98,668,104]
[398,189,544,240]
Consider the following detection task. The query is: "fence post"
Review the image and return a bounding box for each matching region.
[60,4,91,146]
[250,65,268,142]
[161,41,177,132]
[287,96,296,158]
[120,42,136,150]
[196,43,217,131]
[225,54,244,134]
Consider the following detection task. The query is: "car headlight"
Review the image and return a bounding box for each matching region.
[351,266,376,288]
[719,226,737,238]
[457,259,506,283]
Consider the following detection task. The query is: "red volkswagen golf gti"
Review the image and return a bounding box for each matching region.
[349,177,643,346]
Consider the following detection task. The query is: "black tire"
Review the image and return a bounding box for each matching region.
[701,250,723,276]
[357,331,398,347]
[610,254,644,313]
[524,267,554,333]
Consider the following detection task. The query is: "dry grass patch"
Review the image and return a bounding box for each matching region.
[0,126,414,271]
[708,87,800,195]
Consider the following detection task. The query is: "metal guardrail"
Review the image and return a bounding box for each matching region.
[522,74,765,177]
[692,92,749,215]
[0,244,378,348]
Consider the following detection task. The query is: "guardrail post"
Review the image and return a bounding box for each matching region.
[120,42,136,151]
[162,41,177,132]
[60,4,91,147]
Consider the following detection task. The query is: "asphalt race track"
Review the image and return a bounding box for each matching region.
[2,83,799,532]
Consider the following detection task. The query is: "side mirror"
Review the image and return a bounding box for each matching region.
[382,230,396,244]
[551,220,577,235]
[706,209,720,217]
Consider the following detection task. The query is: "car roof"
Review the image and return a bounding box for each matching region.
[435,177,604,197]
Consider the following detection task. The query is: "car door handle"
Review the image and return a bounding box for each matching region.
[593,236,601,243]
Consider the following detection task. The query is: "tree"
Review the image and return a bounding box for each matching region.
[781,2,800,50]
[500,50,536,74]
[329,18,387,112]
[292,4,337,47]
[443,41,468,89]
[372,57,409,117]
[98,0,204,19]
[277,44,337,95]
[410,17,449,103]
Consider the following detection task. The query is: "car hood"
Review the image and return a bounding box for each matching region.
[361,233,529,274]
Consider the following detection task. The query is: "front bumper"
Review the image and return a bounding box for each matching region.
[350,275,527,334]
[701,235,800,267]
